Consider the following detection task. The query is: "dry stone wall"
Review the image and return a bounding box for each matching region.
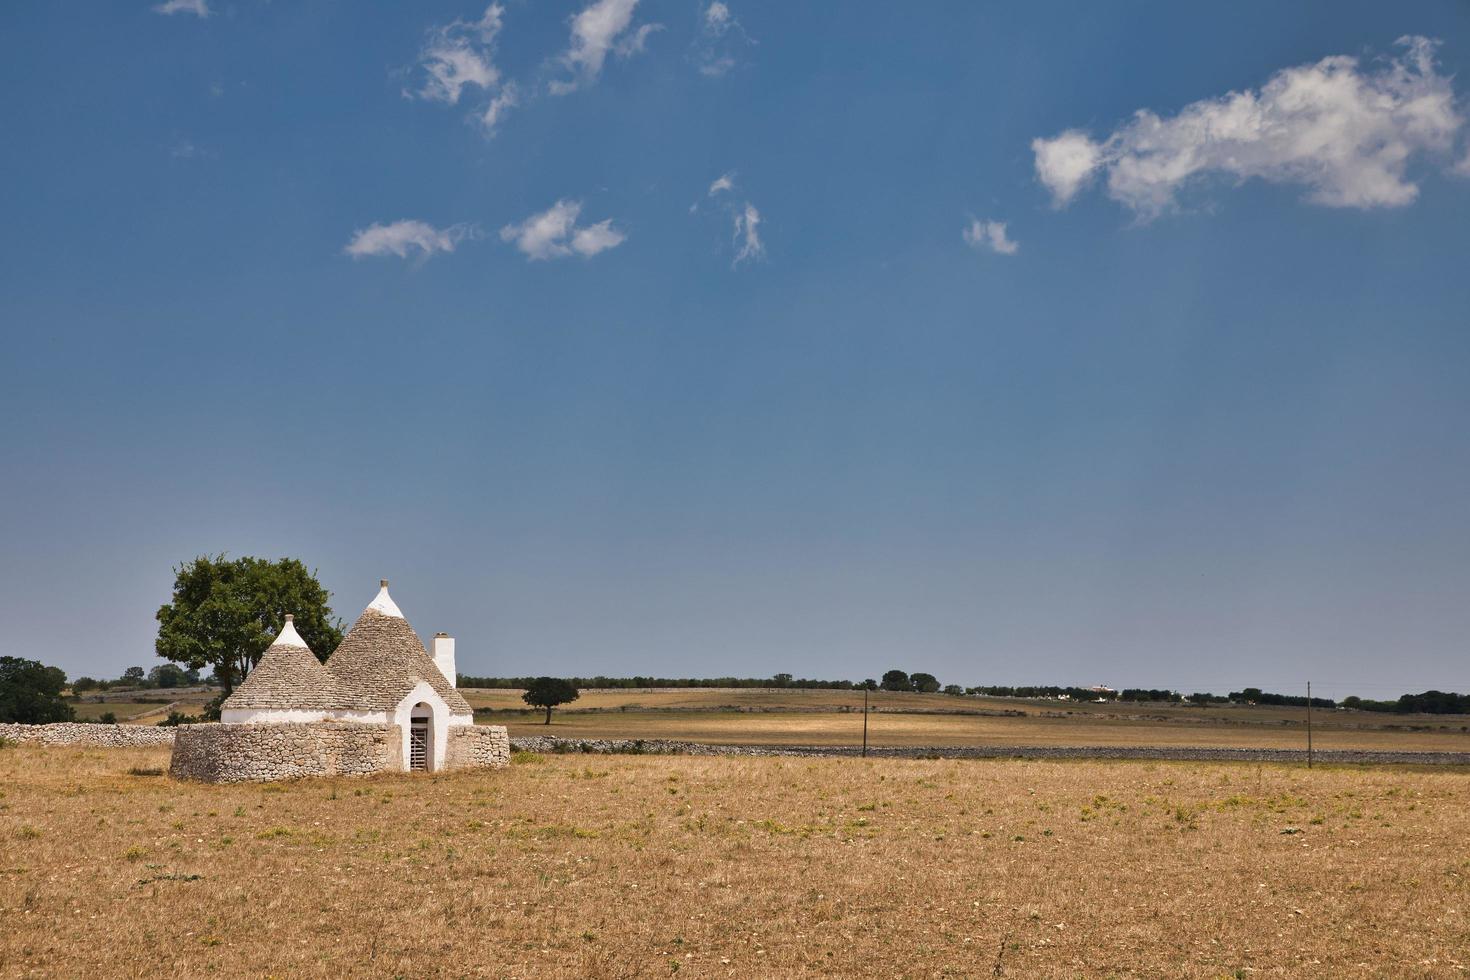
[169,722,402,782]
[0,723,177,747]
[445,725,510,770]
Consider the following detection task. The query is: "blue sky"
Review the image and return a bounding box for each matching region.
[2,2,1468,697]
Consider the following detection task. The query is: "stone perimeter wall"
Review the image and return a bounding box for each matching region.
[167,722,511,782]
[0,723,176,747]
[510,736,1470,767]
[445,724,511,770]
[170,722,402,782]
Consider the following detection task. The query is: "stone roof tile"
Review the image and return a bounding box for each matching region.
[221,617,349,712]
[326,603,472,716]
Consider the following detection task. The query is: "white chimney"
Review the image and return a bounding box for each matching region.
[431,633,457,687]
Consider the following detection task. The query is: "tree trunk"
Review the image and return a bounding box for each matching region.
[544,705,552,724]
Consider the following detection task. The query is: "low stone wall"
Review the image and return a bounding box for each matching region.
[509,736,1470,767]
[0,723,177,747]
[444,724,510,770]
[169,722,402,782]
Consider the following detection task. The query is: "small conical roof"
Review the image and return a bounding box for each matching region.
[221,615,349,712]
[366,579,403,618]
[326,581,471,715]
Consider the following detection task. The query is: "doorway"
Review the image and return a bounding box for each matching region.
[408,702,434,772]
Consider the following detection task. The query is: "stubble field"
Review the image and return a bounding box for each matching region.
[2,743,1468,978]
[462,688,1470,753]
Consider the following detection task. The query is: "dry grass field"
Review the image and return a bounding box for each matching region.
[2,743,1468,978]
[462,689,1470,754]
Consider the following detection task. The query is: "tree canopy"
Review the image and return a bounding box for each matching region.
[0,656,74,724]
[521,677,580,724]
[155,555,343,695]
[910,672,940,693]
[880,669,911,691]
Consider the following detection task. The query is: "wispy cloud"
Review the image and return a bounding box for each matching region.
[500,200,626,260]
[694,174,763,264]
[480,83,519,131]
[344,220,475,260]
[693,1,753,78]
[1034,36,1465,218]
[154,0,209,16]
[962,218,1018,255]
[732,203,764,265]
[169,139,210,161]
[410,5,517,135]
[549,0,661,95]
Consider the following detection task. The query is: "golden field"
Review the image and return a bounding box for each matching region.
[462,688,1470,753]
[2,744,1468,978]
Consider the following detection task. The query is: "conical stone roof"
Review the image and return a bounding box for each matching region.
[222,616,348,712]
[326,581,472,716]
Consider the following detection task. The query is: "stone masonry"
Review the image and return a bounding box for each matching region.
[169,722,403,782]
[0,723,177,747]
[444,725,511,770]
[167,722,511,781]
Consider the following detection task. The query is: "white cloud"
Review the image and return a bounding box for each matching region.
[414,5,503,104]
[963,219,1018,255]
[550,0,660,95]
[694,1,752,77]
[708,172,735,195]
[1454,150,1470,178]
[571,219,627,257]
[344,220,474,260]
[1032,131,1103,208]
[154,0,209,17]
[732,203,763,265]
[1034,36,1465,218]
[411,5,517,135]
[480,83,519,132]
[705,2,733,31]
[500,200,626,260]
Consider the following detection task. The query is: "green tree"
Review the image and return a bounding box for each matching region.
[880,669,911,692]
[121,666,146,687]
[0,657,75,724]
[910,672,941,693]
[72,676,98,693]
[522,677,580,724]
[147,664,191,689]
[155,555,344,695]
[859,678,878,691]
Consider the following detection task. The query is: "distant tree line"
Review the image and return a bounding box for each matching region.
[456,673,860,690]
[1341,691,1470,715]
[71,663,211,693]
[1225,687,1335,709]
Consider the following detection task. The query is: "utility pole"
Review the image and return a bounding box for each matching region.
[1306,680,1313,769]
[862,685,870,758]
